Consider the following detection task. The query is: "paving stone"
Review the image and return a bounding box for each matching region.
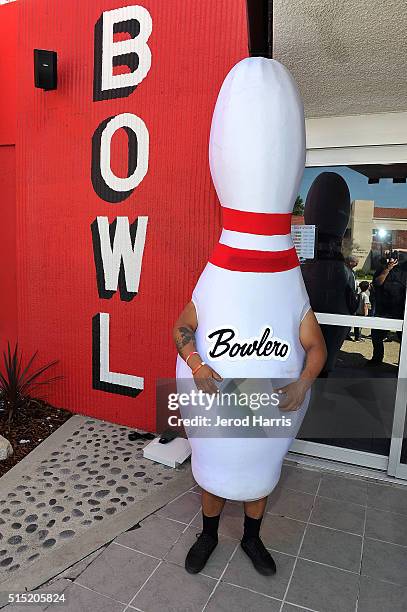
[75,543,158,602]
[286,558,359,612]
[318,474,367,505]
[267,487,315,521]
[279,465,321,494]
[205,582,281,612]
[357,575,407,612]
[365,506,407,546]
[367,482,407,515]
[310,496,365,534]
[299,524,363,572]
[115,514,185,558]
[362,538,407,585]
[156,492,201,524]
[55,547,107,581]
[133,561,216,612]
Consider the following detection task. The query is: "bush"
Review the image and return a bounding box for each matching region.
[0,341,62,429]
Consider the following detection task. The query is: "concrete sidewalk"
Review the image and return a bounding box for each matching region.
[3,463,407,612]
[0,416,193,593]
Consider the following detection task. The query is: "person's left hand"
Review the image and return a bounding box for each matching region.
[275,380,309,411]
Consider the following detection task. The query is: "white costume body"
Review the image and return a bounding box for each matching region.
[176,57,311,501]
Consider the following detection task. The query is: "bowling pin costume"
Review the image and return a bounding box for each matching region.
[176,57,311,501]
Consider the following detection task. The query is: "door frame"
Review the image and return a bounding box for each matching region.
[388,293,407,478]
[290,112,407,476]
[291,308,407,472]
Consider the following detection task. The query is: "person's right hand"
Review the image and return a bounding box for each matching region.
[387,258,398,270]
[193,364,223,394]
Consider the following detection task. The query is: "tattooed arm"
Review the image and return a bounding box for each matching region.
[173,302,223,394]
[173,302,197,358]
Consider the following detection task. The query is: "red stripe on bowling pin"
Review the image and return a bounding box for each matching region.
[222,207,292,236]
[209,243,299,273]
[210,207,298,272]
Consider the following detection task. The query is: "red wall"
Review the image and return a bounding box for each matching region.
[0,147,17,349]
[0,1,16,145]
[0,2,17,349]
[13,0,247,429]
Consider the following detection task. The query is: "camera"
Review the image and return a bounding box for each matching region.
[387,249,399,262]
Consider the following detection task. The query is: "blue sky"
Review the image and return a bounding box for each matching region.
[299,166,407,209]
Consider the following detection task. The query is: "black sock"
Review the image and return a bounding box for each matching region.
[242,514,263,541]
[202,512,220,540]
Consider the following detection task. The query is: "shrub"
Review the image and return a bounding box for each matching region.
[0,341,63,429]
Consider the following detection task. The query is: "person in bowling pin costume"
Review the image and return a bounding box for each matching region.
[174,57,327,575]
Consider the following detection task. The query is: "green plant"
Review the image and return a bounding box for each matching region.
[293,195,304,216]
[0,341,63,429]
[355,270,373,280]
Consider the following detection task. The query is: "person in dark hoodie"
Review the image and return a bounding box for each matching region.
[368,251,407,365]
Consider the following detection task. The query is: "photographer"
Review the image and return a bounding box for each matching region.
[368,251,407,366]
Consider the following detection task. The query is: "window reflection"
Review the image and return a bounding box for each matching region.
[297,165,407,307]
[297,164,407,371]
[299,337,400,456]
[296,164,407,457]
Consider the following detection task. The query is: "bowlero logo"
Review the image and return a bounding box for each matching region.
[91,5,151,397]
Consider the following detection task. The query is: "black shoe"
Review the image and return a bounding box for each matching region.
[241,537,277,576]
[185,533,218,574]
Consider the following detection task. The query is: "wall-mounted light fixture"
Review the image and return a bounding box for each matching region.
[34,49,57,91]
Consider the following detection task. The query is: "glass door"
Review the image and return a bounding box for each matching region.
[290,162,407,477]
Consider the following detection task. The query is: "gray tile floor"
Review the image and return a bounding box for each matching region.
[5,464,407,612]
